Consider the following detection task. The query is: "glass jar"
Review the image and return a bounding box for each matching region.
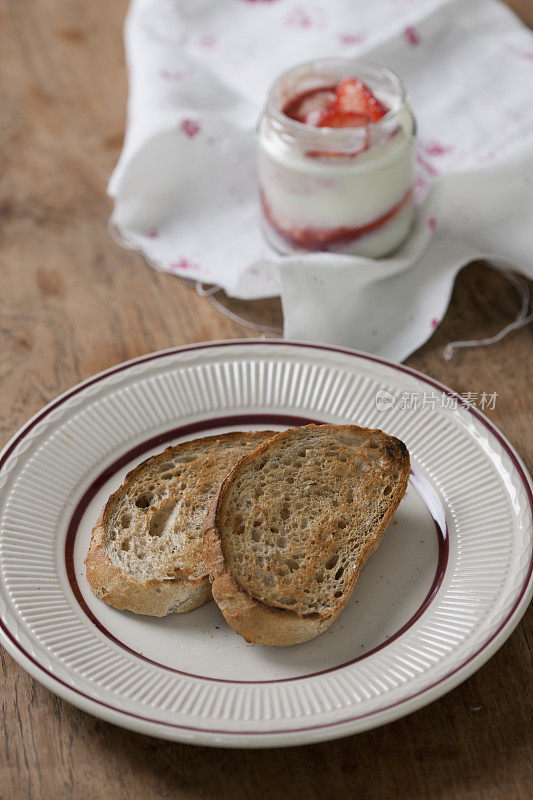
[258,58,416,258]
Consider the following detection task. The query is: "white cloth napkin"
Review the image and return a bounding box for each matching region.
[109,0,533,361]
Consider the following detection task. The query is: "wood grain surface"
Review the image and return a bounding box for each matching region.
[0,0,532,798]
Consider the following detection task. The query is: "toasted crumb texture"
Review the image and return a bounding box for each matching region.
[205,424,410,644]
[85,430,275,616]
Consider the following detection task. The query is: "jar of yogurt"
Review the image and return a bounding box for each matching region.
[258,58,416,258]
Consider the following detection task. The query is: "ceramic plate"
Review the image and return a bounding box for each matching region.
[0,340,531,748]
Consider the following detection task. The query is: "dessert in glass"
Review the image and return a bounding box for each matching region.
[258,58,416,258]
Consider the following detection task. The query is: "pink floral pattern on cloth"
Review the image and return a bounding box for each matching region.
[160,69,188,82]
[404,26,420,46]
[416,152,439,177]
[338,32,365,45]
[179,119,201,138]
[198,34,217,48]
[506,44,533,62]
[285,6,327,29]
[425,142,453,157]
[169,258,200,272]
[414,176,428,201]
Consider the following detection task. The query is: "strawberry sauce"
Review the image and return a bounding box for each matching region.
[261,189,413,251]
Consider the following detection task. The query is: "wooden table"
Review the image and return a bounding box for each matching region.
[1,0,532,797]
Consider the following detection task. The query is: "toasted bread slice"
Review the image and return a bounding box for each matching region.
[204,424,410,645]
[86,430,275,616]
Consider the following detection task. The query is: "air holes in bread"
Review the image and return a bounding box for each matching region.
[280,596,296,605]
[339,433,363,447]
[157,462,174,472]
[135,492,153,509]
[148,503,174,537]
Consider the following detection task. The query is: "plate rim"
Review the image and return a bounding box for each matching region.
[1,338,532,748]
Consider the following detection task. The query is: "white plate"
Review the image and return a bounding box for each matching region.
[0,340,531,748]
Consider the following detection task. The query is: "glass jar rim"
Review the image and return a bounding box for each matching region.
[265,57,409,141]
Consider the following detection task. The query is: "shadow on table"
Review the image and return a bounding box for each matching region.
[92,609,532,800]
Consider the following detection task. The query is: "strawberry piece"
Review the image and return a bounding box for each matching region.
[316,109,370,128]
[336,78,387,122]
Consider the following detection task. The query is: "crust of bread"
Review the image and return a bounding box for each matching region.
[204,523,341,645]
[204,424,410,646]
[86,513,212,616]
[85,430,275,617]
